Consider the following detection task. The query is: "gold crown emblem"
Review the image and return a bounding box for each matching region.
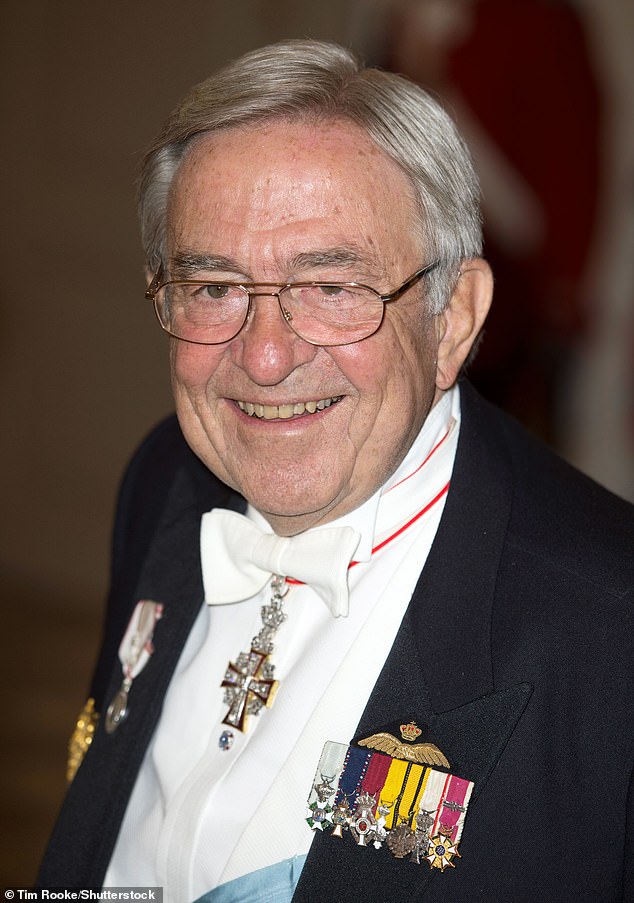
[399,721,422,743]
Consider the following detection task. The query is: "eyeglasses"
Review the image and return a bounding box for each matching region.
[145,260,439,347]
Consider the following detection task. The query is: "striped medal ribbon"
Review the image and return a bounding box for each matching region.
[306,740,473,872]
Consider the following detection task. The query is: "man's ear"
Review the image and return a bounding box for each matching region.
[435,258,493,391]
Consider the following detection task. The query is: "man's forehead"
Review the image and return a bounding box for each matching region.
[165,118,423,279]
[171,117,409,197]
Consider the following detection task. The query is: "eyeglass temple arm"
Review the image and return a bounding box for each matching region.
[380,260,440,303]
[145,266,165,300]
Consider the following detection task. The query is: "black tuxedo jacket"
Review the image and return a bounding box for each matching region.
[39,383,634,901]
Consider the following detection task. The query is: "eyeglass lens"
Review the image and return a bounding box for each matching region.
[155,282,385,345]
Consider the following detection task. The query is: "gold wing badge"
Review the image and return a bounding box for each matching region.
[358,721,450,769]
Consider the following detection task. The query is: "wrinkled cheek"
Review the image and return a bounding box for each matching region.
[170,341,220,405]
[169,354,215,452]
[171,372,235,486]
[171,341,202,384]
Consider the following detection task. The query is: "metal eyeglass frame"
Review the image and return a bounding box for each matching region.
[145,259,440,346]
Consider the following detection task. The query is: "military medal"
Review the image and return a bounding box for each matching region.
[306,800,334,831]
[306,728,473,875]
[105,677,132,733]
[306,740,348,832]
[386,821,417,858]
[67,697,99,782]
[372,799,392,848]
[349,791,378,846]
[426,832,462,871]
[105,599,163,734]
[409,809,435,863]
[331,799,352,838]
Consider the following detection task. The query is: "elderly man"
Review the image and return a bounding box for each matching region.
[40,41,633,902]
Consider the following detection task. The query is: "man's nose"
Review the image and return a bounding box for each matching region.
[229,291,317,385]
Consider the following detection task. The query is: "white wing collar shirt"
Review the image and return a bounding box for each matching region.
[106,386,462,902]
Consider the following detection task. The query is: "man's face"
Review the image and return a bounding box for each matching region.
[167,119,444,534]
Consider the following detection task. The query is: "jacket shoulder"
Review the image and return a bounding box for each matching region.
[464,384,634,597]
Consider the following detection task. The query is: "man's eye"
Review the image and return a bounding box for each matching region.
[202,284,231,299]
[317,285,346,297]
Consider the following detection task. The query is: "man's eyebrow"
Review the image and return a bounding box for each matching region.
[290,247,371,271]
[170,247,378,279]
[170,252,242,278]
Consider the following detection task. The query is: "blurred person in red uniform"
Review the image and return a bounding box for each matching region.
[386,0,601,444]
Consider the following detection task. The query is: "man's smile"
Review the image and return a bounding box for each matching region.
[235,395,344,420]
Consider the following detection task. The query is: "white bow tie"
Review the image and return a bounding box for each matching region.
[200,508,361,617]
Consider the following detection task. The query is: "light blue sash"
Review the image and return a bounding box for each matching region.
[193,854,307,903]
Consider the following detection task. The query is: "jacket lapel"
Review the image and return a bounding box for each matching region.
[294,624,531,900]
[294,384,533,900]
[408,381,514,713]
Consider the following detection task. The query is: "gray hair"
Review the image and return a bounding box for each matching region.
[138,39,482,313]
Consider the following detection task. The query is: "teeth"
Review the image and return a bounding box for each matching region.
[236,396,342,420]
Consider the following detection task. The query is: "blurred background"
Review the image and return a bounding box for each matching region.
[1,0,632,886]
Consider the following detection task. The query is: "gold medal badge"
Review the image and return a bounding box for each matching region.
[67,697,99,782]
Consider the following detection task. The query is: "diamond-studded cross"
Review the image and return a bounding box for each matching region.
[221,648,278,732]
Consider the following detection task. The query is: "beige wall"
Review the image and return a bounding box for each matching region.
[0,0,350,605]
[0,1,350,884]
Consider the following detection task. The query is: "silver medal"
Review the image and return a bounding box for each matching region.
[105,677,132,734]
